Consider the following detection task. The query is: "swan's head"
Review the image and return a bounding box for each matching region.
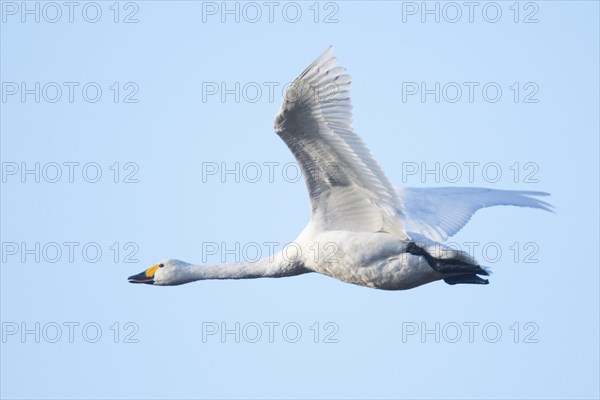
[127,259,190,286]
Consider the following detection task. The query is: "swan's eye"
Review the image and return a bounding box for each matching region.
[159,263,164,268]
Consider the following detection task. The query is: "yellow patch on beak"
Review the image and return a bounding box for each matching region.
[145,264,160,278]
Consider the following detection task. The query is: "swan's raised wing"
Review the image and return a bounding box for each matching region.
[274,47,409,239]
[397,187,553,242]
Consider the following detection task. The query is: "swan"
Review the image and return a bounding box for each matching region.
[128,47,552,290]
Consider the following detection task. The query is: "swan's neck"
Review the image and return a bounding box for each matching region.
[177,252,305,284]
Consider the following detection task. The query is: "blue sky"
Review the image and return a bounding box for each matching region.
[1,1,599,399]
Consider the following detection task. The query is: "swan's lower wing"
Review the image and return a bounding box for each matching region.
[274,47,408,239]
[397,187,553,242]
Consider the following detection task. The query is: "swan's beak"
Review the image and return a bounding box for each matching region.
[128,264,159,284]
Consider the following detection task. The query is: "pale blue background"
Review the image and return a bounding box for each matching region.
[1,1,599,399]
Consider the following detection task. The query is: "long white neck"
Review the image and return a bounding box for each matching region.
[173,252,307,284]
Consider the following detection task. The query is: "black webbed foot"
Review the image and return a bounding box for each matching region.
[405,242,489,277]
[444,274,489,285]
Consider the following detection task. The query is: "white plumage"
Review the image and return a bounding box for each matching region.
[398,187,552,243]
[128,47,551,290]
[274,47,409,239]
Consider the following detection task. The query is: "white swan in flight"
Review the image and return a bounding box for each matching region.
[128,47,552,290]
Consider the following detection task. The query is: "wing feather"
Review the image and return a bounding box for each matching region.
[274,47,408,238]
[397,187,553,242]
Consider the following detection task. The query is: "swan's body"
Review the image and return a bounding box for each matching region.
[129,47,551,290]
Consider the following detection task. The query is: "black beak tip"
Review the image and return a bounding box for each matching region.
[127,272,154,285]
